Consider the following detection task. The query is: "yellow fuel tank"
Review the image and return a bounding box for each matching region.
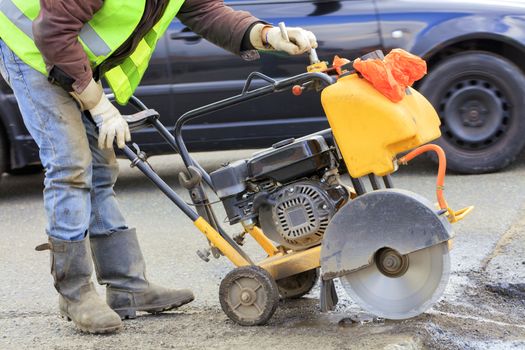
[321,73,441,178]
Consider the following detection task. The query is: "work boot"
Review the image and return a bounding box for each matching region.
[90,229,194,319]
[39,237,122,333]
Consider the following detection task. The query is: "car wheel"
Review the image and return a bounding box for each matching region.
[419,51,525,173]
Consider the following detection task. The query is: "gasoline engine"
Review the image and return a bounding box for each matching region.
[210,132,349,250]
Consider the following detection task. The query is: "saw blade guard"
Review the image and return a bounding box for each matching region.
[320,188,454,280]
[319,189,454,319]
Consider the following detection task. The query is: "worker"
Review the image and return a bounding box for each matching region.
[0,0,317,334]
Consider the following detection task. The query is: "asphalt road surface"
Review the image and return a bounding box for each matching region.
[1,149,524,350]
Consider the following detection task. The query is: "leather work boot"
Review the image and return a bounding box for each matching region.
[90,229,194,319]
[38,237,122,333]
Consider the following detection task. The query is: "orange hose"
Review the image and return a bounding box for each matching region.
[398,144,448,210]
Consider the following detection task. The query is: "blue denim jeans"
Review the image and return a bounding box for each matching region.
[0,40,127,241]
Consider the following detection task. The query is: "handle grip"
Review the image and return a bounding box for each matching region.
[278,22,290,42]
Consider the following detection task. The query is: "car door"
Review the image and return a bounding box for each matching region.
[165,0,381,152]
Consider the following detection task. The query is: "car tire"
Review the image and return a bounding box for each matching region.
[419,51,525,173]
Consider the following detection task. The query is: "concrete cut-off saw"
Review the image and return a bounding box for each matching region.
[113,30,473,325]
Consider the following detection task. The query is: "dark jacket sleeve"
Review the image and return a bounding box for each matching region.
[33,0,103,93]
[176,0,261,56]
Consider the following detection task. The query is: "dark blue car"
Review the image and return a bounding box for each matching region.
[1,0,525,175]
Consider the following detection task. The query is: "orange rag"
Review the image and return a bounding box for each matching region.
[353,49,427,102]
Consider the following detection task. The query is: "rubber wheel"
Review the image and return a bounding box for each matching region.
[276,268,319,299]
[419,51,525,173]
[219,266,279,326]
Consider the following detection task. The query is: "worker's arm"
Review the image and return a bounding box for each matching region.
[177,0,317,58]
[176,0,259,57]
[33,0,102,94]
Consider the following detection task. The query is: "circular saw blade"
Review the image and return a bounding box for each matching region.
[341,242,450,320]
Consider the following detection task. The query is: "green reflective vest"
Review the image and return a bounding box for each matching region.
[0,0,185,105]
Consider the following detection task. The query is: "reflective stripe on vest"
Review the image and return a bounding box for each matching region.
[79,24,111,57]
[0,0,185,105]
[1,0,146,68]
[0,0,32,38]
[0,0,46,73]
[105,0,185,105]
[0,0,111,57]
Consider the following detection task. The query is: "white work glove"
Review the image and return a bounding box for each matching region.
[90,95,131,149]
[249,23,317,55]
[71,79,131,149]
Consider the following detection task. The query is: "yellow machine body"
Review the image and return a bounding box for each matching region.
[321,74,442,178]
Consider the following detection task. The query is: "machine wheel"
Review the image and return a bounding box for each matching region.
[341,242,450,320]
[276,268,319,299]
[419,51,525,174]
[219,266,279,326]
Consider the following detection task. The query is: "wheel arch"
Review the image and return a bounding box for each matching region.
[418,35,525,84]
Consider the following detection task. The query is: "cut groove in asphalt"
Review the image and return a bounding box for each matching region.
[428,310,525,330]
[480,202,525,271]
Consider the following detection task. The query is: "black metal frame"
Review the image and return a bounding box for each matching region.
[116,71,335,262]
[173,72,335,183]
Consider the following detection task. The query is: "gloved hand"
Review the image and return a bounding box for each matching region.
[250,23,317,55]
[90,94,131,149]
[71,79,131,149]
